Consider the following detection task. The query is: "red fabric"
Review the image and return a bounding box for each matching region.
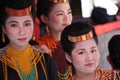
[34,17,40,39]
[95,21,120,36]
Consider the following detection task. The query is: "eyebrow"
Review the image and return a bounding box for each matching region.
[7,21,17,24]
[76,49,85,52]
[91,46,97,49]
[76,46,97,51]
[24,20,32,23]
[54,8,71,13]
[7,20,32,24]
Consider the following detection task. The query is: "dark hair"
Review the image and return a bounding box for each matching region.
[0,0,36,47]
[37,0,70,24]
[108,35,120,69]
[37,0,71,36]
[0,0,36,26]
[37,0,56,24]
[90,7,109,25]
[61,22,98,55]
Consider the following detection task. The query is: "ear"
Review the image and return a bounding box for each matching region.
[41,15,48,24]
[65,53,72,63]
[1,26,6,34]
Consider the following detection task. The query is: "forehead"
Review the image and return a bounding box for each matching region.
[6,15,32,23]
[51,2,70,11]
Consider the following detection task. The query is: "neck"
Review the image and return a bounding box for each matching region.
[75,72,95,80]
[10,43,28,51]
[49,31,61,41]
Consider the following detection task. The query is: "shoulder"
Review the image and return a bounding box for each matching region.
[0,47,7,58]
[96,68,120,79]
[32,46,51,60]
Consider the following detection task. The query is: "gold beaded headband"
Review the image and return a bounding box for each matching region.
[5,6,31,16]
[49,0,69,3]
[68,31,93,42]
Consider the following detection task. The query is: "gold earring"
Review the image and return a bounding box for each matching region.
[32,34,35,40]
[46,25,49,33]
[2,32,5,43]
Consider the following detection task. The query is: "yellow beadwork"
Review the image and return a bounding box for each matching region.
[49,0,69,3]
[68,31,93,42]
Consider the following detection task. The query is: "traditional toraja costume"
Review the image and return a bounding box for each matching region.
[0,0,58,80]
[35,0,73,79]
[34,17,41,40]
[0,44,58,80]
[36,33,72,80]
[68,68,120,80]
[63,23,120,80]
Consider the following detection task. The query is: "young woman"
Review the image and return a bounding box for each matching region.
[35,0,120,79]
[107,34,120,70]
[36,0,73,79]
[61,22,120,80]
[0,0,58,80]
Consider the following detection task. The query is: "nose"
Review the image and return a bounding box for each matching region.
[63,14,69,22]
[19,26,25,35]
[86,53,93,61]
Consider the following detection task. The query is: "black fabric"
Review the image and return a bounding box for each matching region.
[0,53,58,80]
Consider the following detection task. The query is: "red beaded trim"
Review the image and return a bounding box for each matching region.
[5,6,31,16]
[68,31,93,42]
[49,0,69,3]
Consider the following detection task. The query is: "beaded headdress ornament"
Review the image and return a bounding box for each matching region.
[68,31,93,42]
[5,6,31,16]
[49,0,69,3]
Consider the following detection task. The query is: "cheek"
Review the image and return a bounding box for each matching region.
[72,54,84,66]
[6,29,16,36]
[27,27,34,36]
[29,27,34,33]
[49,15,61,23]
[69,15,73,22]
[52,18,61,24]
[94,52,100,62]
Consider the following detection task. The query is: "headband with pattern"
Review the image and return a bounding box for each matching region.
[5,6,31,16]
[49,0,69,3]
[68,31,93,42]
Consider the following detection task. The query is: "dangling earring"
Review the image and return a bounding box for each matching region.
[46,25,49,33]
[32,33,35,41]
[2,32,5,43]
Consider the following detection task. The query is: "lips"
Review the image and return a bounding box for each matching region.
[85,63,94,67]
[63,23,69,26]
[18,38,27,41]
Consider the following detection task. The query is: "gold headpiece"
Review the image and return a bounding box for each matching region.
[68,31,93,42]
[5,6,31,16]
[49,0,69,3]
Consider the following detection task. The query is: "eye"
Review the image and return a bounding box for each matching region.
[10,23,17,27]
[68,10,72,14]
[78,51,85,55]
[57,12,63,16]
[25,22,31,27]
[91,49,97,53]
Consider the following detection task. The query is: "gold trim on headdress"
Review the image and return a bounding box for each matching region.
[49,0,69,3]
[68,31,93,42]
[5,6,31,16]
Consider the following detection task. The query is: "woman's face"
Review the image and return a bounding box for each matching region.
[3,15,34,50]
[45,2,72,33]
[67,39,100,74]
